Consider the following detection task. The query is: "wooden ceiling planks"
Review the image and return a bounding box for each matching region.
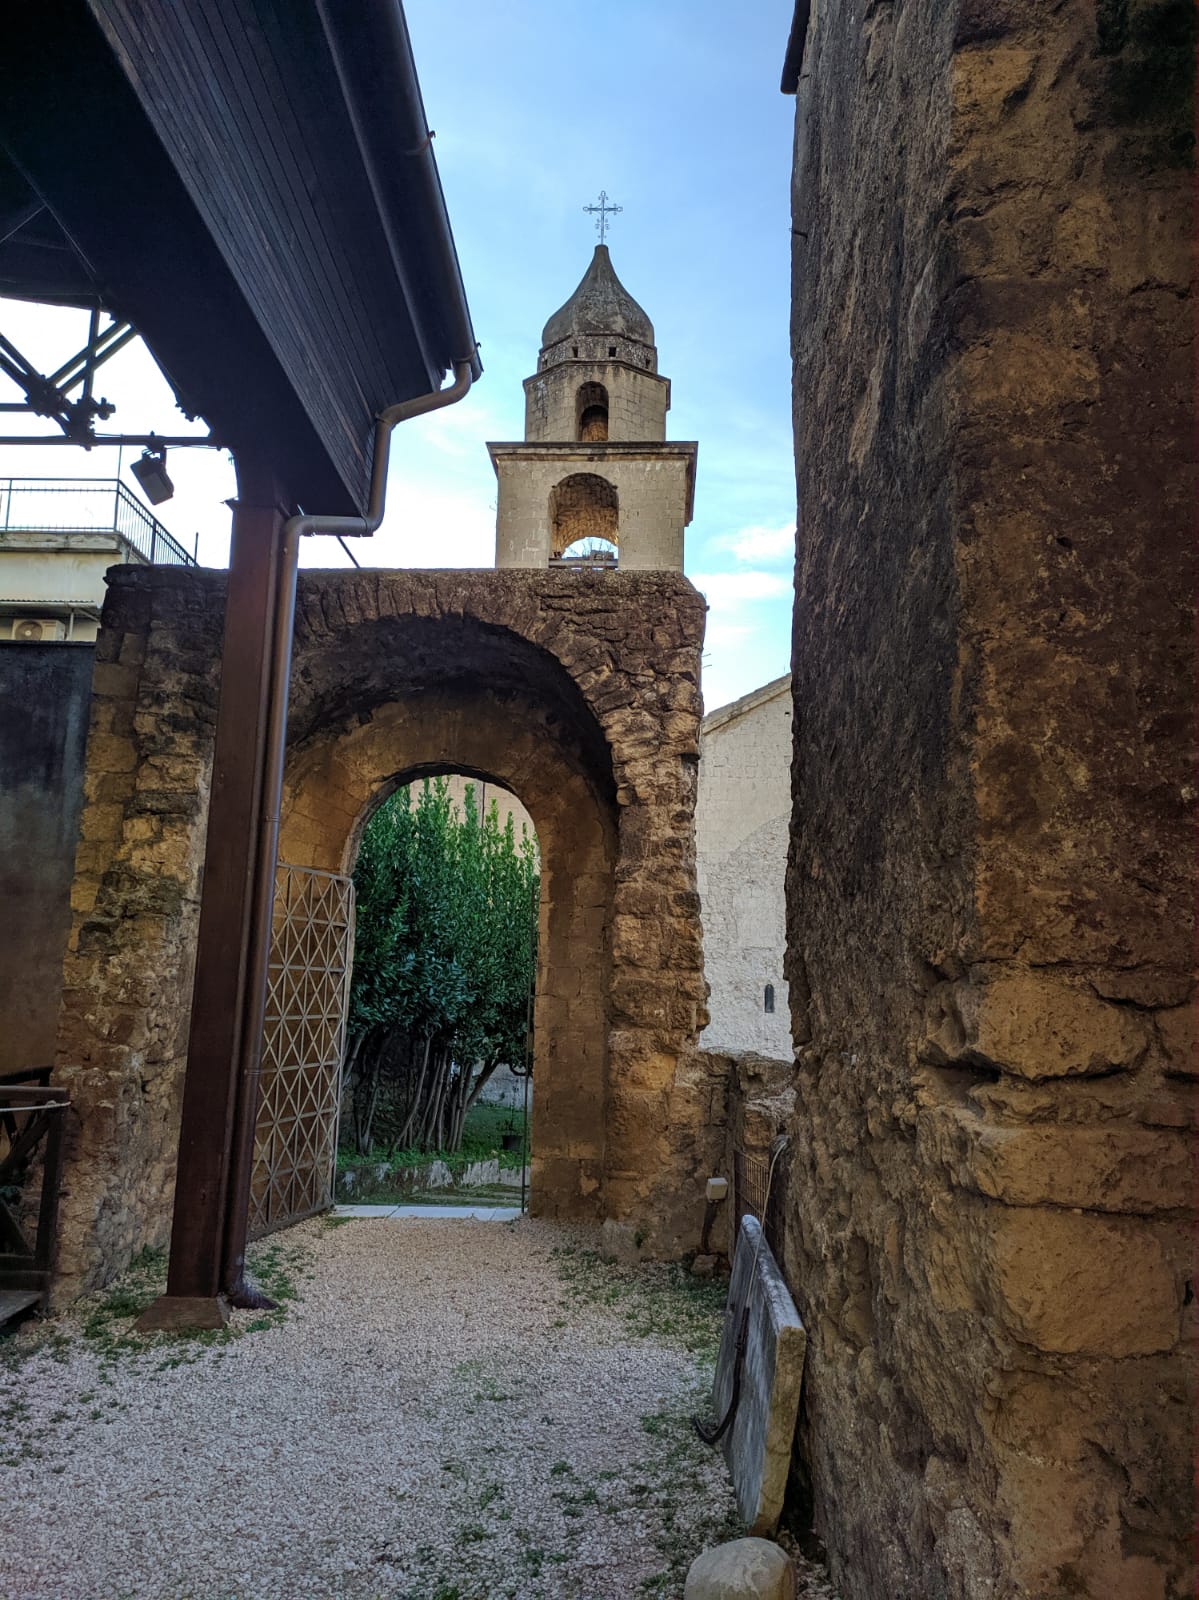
[0,0,475,515]
[89,0,427,509]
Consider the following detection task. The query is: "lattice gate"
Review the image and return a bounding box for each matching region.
[249,864,355,1239]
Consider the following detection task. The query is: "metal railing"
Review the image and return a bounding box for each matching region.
[732,1136,789,1266]
[0,1067,70,1314]
[548,552,618,570]
[0,478,196,567]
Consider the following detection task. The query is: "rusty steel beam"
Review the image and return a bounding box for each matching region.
[137,457,296,1332]
[219,505,301,1305]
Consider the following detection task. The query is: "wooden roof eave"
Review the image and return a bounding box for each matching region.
[0,0,479,517]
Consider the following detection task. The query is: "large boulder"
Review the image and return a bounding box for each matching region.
[684,1537,796,1600]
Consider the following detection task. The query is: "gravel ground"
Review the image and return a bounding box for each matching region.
[1,1217,839,1600]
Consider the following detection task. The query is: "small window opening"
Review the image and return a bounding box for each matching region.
[572,345,579,357]
[608,345,617,357]
[764,983,775,1014]
[576,381,609,442]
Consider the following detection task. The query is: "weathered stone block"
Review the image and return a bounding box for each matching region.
[988,1208,1180,1357]
[920,1107,1192,1213]
[961,972,1148,1080]
[1155,1003,1197,1079]
[85,732,137,773]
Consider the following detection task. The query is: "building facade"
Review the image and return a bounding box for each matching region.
[0,477,195,642]
[489,245,697,572]
[696,675,792,1059]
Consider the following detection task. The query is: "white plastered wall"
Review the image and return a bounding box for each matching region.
[696,675,792,1058]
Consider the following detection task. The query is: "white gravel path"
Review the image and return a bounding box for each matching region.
[1,1217,837,1600]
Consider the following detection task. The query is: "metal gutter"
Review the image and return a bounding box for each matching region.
[317,0,482,388]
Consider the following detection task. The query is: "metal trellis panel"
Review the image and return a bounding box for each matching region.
[248,864,355,1239]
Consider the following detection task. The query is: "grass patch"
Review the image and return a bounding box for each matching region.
[634,1385,744,1596]
[337,1103,528,1204]
[1,1232,312,1382]
[551,1245,727,1359]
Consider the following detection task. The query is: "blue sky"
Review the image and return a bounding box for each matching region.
[0,1,797,712]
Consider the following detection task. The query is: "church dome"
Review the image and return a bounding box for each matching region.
[541,245,655,350]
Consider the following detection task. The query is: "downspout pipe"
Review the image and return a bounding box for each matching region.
[220,357,475,1301]
[282,356,475,545]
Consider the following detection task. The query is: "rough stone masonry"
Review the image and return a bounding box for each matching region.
[52,565,726,1299]
[784,2,1194,1597]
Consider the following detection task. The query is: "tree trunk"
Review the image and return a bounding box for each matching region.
[464,1055,500,1113]
[423,1046,450,1150]
[397,1032,433,1150]
[351,1030,385,1155]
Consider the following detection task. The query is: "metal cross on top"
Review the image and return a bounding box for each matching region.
[583,190,622,244]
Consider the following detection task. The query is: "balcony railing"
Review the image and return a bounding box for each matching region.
[0,478,197,567]
[548,552,618,571]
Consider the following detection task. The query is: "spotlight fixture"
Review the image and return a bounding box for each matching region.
[131,445,175,506]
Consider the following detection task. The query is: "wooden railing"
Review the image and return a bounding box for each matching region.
[0,1067,69,1322]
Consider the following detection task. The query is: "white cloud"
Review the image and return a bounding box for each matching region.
[689,569,792,606]
[688,566,791,712]
[714,521,796,565]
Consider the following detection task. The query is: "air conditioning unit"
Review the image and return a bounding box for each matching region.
[11,617,67,642]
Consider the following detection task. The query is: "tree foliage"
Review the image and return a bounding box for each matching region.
[344,778,538,1155]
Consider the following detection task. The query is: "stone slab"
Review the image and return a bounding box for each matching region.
[0,1289,42,1328]
[714,1215,806,1534]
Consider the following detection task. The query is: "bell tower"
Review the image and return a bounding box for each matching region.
[489,245,697,571]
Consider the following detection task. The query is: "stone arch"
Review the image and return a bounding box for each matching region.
[51,566,709,1294]
[276,573,708,1242]
[549,472,618,557]
[280,609,619,1219]
[576,381,609,442]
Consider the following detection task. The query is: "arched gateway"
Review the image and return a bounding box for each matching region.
[280,598,622,1218]
[52,564,715,1298]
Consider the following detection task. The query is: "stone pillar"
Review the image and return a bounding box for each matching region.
[53,568,223,1299]
[785,2,1194,1596]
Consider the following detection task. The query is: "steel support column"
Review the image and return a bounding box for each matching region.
[137,457,298,1330]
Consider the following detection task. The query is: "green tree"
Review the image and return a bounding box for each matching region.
[344,778,538,1155]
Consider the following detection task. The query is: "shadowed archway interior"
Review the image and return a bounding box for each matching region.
[280,612,618,1219]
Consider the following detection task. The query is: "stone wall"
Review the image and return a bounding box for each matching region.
[697,676,792,1058]
[54,565,715,1294]
[53,570,222,1297]
[786,3,1194,1598]
[0,642,94,1074]
[426,774,537,853]
[491,444,695,570]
